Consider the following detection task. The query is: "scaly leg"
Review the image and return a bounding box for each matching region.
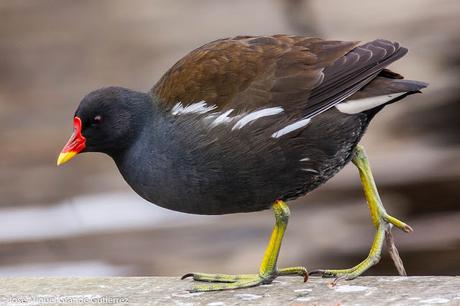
[310,144,413,281]
[182,200,308,292]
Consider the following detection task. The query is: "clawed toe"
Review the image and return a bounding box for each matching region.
[383,214,414,233]
[182,266,309,292]
[181,273,194,280]
[183,273,265,292]
[277,266,308,282]
[181,272,248,283]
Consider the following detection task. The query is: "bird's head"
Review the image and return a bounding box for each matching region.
[57,87,152,165]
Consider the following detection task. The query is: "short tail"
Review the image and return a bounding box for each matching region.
[335,69,428,115]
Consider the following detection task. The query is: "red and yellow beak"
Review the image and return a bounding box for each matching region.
[57,116,86,166]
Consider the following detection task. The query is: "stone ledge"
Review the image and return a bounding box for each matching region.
[0,276,458,305]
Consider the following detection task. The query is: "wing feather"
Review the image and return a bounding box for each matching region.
[151,35,358,115]
[151,36,408,121]
[303,39,407,119]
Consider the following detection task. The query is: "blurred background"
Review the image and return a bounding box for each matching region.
[0,0,459,277]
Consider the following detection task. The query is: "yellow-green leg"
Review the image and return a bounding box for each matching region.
[310,144,413,281]
[181,200,308,292]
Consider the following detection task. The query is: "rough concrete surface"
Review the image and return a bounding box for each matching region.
[0,276,458,305]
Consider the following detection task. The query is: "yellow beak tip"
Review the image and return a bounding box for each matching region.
[57,152,77,166]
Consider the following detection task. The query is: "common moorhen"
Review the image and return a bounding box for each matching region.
[57,35,427,291]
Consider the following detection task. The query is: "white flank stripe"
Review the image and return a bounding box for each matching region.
[335,92,406,114]
[271,117,311,138]
[210,109,235,126]
[300,157,310,162]
[171,101,217,115]
[232,107,284,130]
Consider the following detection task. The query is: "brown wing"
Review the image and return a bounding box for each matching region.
[151,35,407,118]
[151,35,358,114]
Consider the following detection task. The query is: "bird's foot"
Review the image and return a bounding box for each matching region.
[310,144,413,285]
[310,212,412,283]
[182,266,307,292]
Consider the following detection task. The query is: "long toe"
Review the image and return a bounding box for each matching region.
[182,272,255,283]
[186,275,265,292]
[277,266,309,282]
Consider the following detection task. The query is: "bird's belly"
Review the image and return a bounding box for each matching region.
[126,151,354,215]
[130,176,280,215]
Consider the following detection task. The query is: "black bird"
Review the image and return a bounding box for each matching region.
[57,35,427,291]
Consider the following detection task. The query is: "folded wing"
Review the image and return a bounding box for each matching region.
[151,35,410,121]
